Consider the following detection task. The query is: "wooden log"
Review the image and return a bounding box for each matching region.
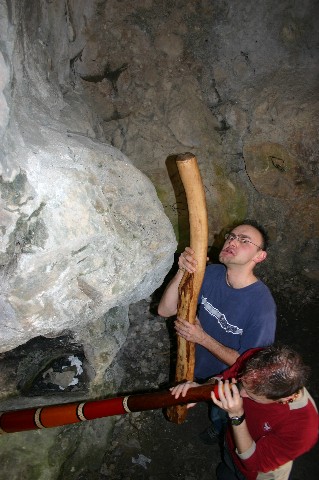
[166,153,208,424]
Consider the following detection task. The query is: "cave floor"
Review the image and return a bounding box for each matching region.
[99,298,319,480]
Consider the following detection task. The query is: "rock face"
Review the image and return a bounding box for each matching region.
[46,0,317,293]
[0,0,176,362]
[2,0,317,297]
[0,1,177,478]
[1,132,175,354]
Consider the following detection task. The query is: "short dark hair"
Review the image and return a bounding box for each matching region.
[232,219,269,251]
[239,345,311,400]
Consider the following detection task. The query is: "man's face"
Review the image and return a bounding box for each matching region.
[219,225,265,267]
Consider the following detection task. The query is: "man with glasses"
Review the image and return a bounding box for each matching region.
[158,220,276,442]
[170,344,318,480]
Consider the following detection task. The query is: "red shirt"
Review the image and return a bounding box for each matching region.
[222,349,319,480]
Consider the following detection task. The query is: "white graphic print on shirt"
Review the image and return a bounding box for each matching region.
[263,422,272,431]
[201,296,243,335]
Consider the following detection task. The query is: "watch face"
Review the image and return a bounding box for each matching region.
[231,417,242,426]
[230,414,245,426]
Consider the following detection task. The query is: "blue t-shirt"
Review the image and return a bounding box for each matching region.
[195,264,276,380]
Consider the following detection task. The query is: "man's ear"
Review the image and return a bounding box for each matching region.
[253,250,267,264]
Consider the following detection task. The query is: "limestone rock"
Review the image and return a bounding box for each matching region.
[0,132,176,353]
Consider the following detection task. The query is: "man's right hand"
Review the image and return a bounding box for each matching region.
[170,380,199,408]
[158,247,207,318]
[178,247,198,273]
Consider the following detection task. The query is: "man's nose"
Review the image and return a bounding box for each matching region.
[229,235,240,244]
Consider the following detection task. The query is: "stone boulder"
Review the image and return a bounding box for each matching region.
[0,130,176,354]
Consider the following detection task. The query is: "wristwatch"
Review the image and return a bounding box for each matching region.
[229,412,245,426]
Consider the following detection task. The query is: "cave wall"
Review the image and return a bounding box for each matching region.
[1,0,177,375]
[0,0,318,479]
[2,0,317,300]
[0,1,178,477]
[57,0,318,294]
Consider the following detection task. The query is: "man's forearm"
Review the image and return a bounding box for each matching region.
[200,333,240,366]
[231,420,254,455]
[157,269,184,317]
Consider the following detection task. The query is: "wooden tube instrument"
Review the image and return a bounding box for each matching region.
[166,153,208,424]
[0,383,219,435]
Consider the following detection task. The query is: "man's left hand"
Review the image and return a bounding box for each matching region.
[211,379,244,417]
[174,317,206,344]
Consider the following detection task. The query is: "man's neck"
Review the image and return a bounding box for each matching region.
[226,269,258,289]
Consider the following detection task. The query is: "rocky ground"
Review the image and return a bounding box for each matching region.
[98,294,319,480]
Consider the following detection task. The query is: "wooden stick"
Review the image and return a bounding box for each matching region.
[166,153,208,424]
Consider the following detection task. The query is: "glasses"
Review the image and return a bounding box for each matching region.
[224,233,262,250]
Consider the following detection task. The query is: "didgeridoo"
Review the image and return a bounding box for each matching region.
[166,153,208,424]
[0,383,221,435]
